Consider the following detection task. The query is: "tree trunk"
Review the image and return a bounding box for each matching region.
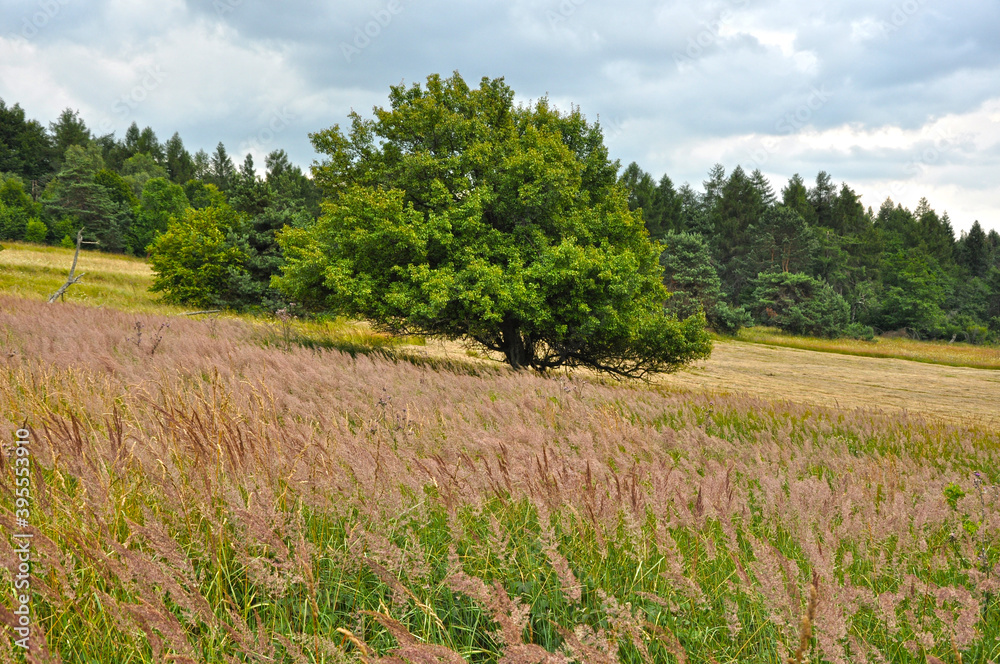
[500,319,532,370]
[47,229,93,303]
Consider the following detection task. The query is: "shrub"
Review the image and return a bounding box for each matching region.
[23,217,48,243]
[147,205,246,307]
[842,322,876,341]
[751,271,849,338]
[711,301,753,335]
[0,204,28,240]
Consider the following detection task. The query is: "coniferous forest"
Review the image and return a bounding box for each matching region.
[2,97,998,343]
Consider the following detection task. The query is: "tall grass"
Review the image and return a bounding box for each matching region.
[0,295,997,663]
[736,326,1000,370]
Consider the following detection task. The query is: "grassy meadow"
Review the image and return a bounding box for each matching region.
[1,244,999,663]
[736,327,1000,372]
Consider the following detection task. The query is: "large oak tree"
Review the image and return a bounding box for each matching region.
[275,72,711,377]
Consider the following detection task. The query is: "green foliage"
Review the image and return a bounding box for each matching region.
[0,172,37,210]
[130,177,189,254]
[943,482,966,510]
[747,205,816,274]
[121,152,169,197]
[94,168,139,209]
[43,144,131,253]
[751,271,849,337]
[164,131,196,184]
[871,249,950,336]
[0,175,41,240]
[658,231,750,334]
[48,107,92,161]
[183,180,227,209]
[959,220,990,277]
[208,142,235,192]
[24,218,48,243]
[148,155,310,310]
[619,162,682,239]
[711,300,753,335]
[0,203,28,240]
[781,173,816,226]
[1,94,995,344]
[147,204,246,307]
[279,72,712,377]
[842,322,876,341]
[266,149,321,217]
[0,99,57,180]
[0,204,29,240]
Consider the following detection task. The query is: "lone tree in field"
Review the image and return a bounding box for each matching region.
[275,72,711,377]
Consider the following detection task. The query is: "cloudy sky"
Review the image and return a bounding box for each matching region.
[2,0,999,233]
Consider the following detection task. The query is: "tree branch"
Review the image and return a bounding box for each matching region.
[47,228,98,303]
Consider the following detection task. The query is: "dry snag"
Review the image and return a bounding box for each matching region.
[47,228,98,303]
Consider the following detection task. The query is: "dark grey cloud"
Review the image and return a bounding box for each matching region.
[0,0,997,230]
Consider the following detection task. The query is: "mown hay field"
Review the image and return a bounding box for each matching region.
[662,340,1000,428]
[736,327,1000,372]
[1,293,998,663]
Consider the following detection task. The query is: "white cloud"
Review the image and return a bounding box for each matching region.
[0,0,998,231]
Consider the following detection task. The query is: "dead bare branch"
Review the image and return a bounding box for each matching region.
[47,228,98,303]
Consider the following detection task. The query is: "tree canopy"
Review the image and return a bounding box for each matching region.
[2,92,998,344]
[275,72,712,377]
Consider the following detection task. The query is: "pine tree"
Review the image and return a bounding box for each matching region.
[137,126,165,163]
[193,149,211,181]
[49,108,91,162]
[748,205,817,273]
[809,170,836,229]
[229,154,270,216]
[782,174,816,225]
[650,175,683,238]
[702,163,726,212]
[677,182,708,235]
[164,132,195,183]
[44,144,129,252]
[660,231,722,320]
[749,168,777,208]
[832,183,868,236]
[959,220,988,278]
[710,166,766,301]
[209,142,235,192]
[265,149,319,216]
[0,99,56,181]
[123,123,142,156]
[619,162,660,236]
[914,197,954,265]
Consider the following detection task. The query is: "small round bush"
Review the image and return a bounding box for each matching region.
[23,218,48,244]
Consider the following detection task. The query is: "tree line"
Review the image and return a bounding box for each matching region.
[3,92,999,345]
[0,98,319,310]
[620,163,1000,342]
